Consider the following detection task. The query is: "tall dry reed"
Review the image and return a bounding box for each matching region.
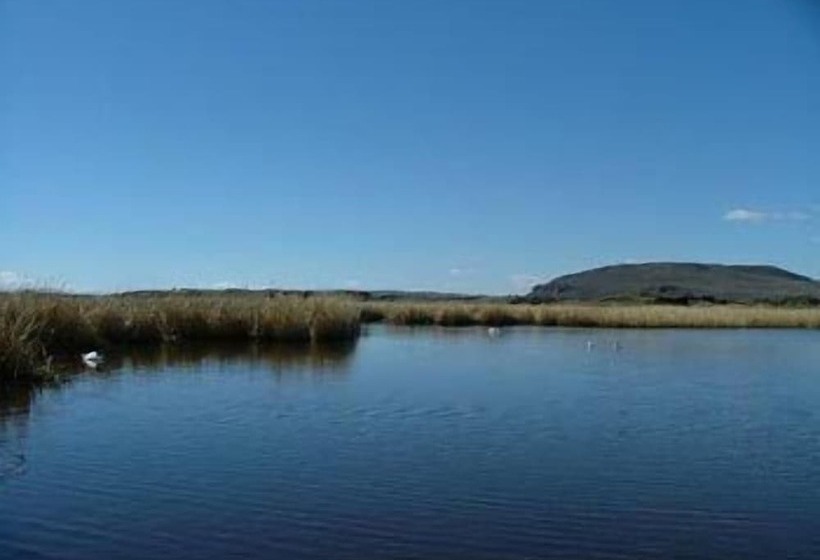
[0,293,361,385]
[362,302,820,329]
[4,293,818,386]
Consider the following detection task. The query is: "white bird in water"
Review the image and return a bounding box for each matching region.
[586,340,595,351]
[487,327,501,337]
[81,351,104,368]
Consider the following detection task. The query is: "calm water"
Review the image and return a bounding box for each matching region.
[1,328,819,559]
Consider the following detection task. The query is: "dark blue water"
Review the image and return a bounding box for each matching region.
[1,328,819,559]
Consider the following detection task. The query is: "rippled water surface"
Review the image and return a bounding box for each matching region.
[1,328,820,559]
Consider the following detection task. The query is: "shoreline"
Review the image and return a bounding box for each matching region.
[2,292,818,387]
[361,301,820,329]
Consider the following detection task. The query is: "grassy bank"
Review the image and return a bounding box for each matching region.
[3,293,819,386]
[362,301,820,329]
[0,293,361,385]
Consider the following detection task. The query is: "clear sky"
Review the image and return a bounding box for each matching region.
[2,0,819,294]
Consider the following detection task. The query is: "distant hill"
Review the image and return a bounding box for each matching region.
[101,263,820,305]
[526,263,820,304]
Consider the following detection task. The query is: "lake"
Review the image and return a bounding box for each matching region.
[1,327,819,559]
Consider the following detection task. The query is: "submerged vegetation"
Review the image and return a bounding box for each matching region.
[1,291,819,386]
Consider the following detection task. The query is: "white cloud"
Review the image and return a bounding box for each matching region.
[0,271,36,290]
[209,280,271,290]
[724,208,813,223]
[509,273,547,292]
[0,271,22,288]
[448,267,475,277]
[211,281,240,290]
[724,209,768,223]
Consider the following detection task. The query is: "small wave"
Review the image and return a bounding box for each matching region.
[0,449,27,480]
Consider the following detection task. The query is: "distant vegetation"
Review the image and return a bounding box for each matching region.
[117,263,820,306]
[363,301,820,329]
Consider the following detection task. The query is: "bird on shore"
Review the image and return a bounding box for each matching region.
[81,351,104,368]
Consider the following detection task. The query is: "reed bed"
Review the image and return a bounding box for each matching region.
[3,292,818,386]
[363,302,820,329]
[0,293,360,385]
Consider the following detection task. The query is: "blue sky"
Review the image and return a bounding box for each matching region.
[2,0,819,294]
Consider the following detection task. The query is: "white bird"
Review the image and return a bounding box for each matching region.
[487,327,501,337]
[81,351,104,368]
[586,340,595,351]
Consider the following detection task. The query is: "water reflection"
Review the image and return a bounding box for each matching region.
[0,385,38,419]
[0,385,38,481]
[108,340,358,374]
[0,341,358,432]
[382,325,503,340]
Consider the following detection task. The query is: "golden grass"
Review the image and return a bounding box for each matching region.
[0,293,360,385]
[0,298,49,384]
[3,292,818,386]
[363,301,820,329]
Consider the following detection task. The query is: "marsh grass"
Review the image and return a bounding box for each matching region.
[0,293,360,385]
[3,292,818,386]
[363,301,820,329]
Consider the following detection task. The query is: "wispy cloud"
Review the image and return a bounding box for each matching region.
[0,271,64,291]
[209,280,271,290]
[211,281,240,290]
[448,267,475,277]
[723,209,768,223]
[509,273,547,292]
[0,271,39,290]
[0,271,24,289]
[724,208,812,223]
